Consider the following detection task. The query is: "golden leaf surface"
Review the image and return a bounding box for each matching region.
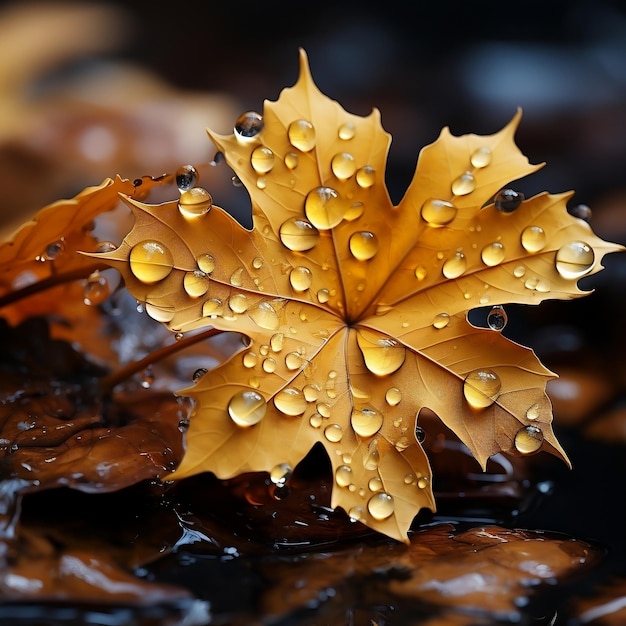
[98,50,623,542]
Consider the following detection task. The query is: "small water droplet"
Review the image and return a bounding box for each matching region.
[481,241,505,266]
[521,225,546,253]
[470,146,492,168]
[363,439,380,470]
[145,303,175,323]
[394,437,410,452]
[385,387,401,406]
[463,369,501,409]
[338,122,356,140]
[349,231,378,261]
[228,293,248,313]
[513,265,526,278]
[420,198,457,226]
[230,267,244,287]
[179,187,212,218]
[494,188,524,213]
[83,271,109,306]
[192,368,208,382]
[487,305,508,331]
[555,241,595,279]
[348,506,364,522]
[335,465,353,487]
[317,288,330,303]
[250,146,275,173]
[279,217,320,251]
[305,186,345,230]
[451,172,475,195]
[367,492,394,520]
[234,111,263,141]
[129,241,174,283]
[252,257,264,270]
[514,425,544,454]
[442,252,467,279]
[432,312,450,329]
[284,351,303,371]
[317,402,331,418]
[175,164,198,192]
[368,477,383,492]
[228,390,266,427]
[344,201,364,221]
[242,352,258,368]
[355,165,375,188]
[202,298,222,317]
[289,266,312,291]
[417,475,429,489]
[274,388,307,416]
[269,332,284,352]
[183,270,210,298]
[309,414,323,428]
[324,423,343,443]
[284,151,298,169]
[262,357,276,373]
[568,203,592,222]
[248,301,280,330]
[414,266,427,280]
[331,152,356,180]
[351,407,383,438]
[196,254,215,274]
[526,403,541,420]
[270,463,292,486]
[288,119,316,151]
[175,332,184,341]
[303,384,320,402]
[403,473,415,485]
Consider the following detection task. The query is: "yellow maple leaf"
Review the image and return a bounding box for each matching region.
[97,49,623,542]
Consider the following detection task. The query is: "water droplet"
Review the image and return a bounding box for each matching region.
[351,407,383,438]
[394,437,410,452]
[228,390,266,427]
[129,241,174,283]
[83,271,109,306]
[305,186,345,230]
[367,492,394,520]
[470,146,492,168]
[514,425,544,454]
[415,426,426,444]
[228,293,248,313]
[250,146,275,173]
[349,231,378,261]
[175,164,198,192]
[363,439,380,470]
[179,187,212,218]
[309,414,323,428]
[284,151,298,169]
[255,177,267,189]
[481,241,505,266]
[202,298,222,317]
[521,225,546,253]
[526,403,540,420]
[270,333,284,352]
[252,257,264,270]
[420,198,458,226]
[487,305,508,331]
[234,111,263,141]
[231,175,243,187]
[288,119,316,151]
[317,402,331,418]
[270,463,292,486]
[385,387,401,406]
[403,473,415,485]
[317,288,330,303]
[289,266,312,291]
[417,475,429,489]
[229,267,244,287]
[355,166,375,188]
[348,506,364,522]
[274,388,307,416]
[303,384,320,402]
[414,266,427,280]
[344,202,364,221]
[145,303,176,323]
[331,152,356,180]
[368,477,383,492]
[183,270,210,297]
[463,369,502,409]
[432,312,450,329]
[555,241,595,279]
[513,265,526,278]
[324,423,343,443]
[262,357,276,373]
[242,352,258,368]
[175,331,184,341]
[569,203,592,222]
[335,465,353,487]
[40,240,65,261]
[442,252,467,279]
[285,351,304,370]
[494,188,524,213]
[357,331,406,376]
[141,366,154,389]
[196,254,215,274]
[192,368,208,382]
[248,301,280,330]
[279,217,320,251]
[338,122,356,140]
[451,172,475,196]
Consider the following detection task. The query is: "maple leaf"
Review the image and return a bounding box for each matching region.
[97,49,623,542]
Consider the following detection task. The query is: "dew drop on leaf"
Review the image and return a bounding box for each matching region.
[178,188,212,219]
[481,241,505,266]
[351,407,383,438]
[317,288,330,303]
[324,423,343,442]
[305,186,344,230]
[183,270,210,298]
[228,293,248,313]
[367,492,394,520]
[417,475,429,489]
[234,111,264,141]
[514,425,544,454]
[284,151,298,169]
[175,164,198,192]
[432,312,450,329]
[289,266,312,291]
[451,172,475,195]
[269,463,292,486]
[288,119,316,151]
[338,122,356,140]
[569,203,592,222]
[357,331,406,376]
[228,390,266,427]
[279,217,320,251]
[420,198,457,226]
[463,369,502,409]
[262,357,276,373]
[494,188,524,213]
[487,305,508,331]
[349,231,378,261]
[363,439,380,470]
[385,387,401,406]
[335,465,353,487]
[520,225,547,253]
[555,241,595,279]
[250,146,275,174]
[442,252,467,279]
[470,146,492,168]
[145,302,176,322]
[242,352,258,368]
[368,477,383,492]
[196,254,215,274]
[348,506,364,522]
[274,388,307,416]
[83,270,110,306]
[202,298,222,317]
[129,241,174,283]
[248,301,280,330]
[355,165,375,188]
[331,152,356,179]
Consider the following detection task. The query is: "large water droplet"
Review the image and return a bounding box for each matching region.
[487,305,508,330]
[368,477,383,492]
[451,172,475,195]
[270,332,284,352]
[175,164,198,192]
[234,111,263,141]
[228,390,266,426]
[442,252,467,279]
[349,231,378,261]
[514,425,544,454]
[432,312,450,329]
[279,217,320,251]
[385,387,401,406]
[303,384,320,402]
[355,166,375,188]
[338,122,356,140]
[495,188,524,213]
[202,298,222,317]
[357,331,406,376]
[183,270,210,298]
[285,351,304,370]
[242,352,258,368]
[196,254,215,274]
[351,407,383,438]
[83,271,109,306]
[335,465,353,487]
[463,369,502,409]
[130,241,174,283]
[288,119,316,151]
[250,146,275,173]
[324,423,343,442]
[305,186,345,230]
[420,198,457,226]
[289,266,312,291]
[470,146,492,168]
[363,439,380,470]
[248,301,280,330]
[555,241,595,279]
[331,152,356,180]
[262,358,276,373]
[270,463,292,486]
[481,241,505,266]
[367,492,394,520]
[228,293,248,313]
[179,187,212,218]
[521,225,546,253]
[274,388,307,416]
